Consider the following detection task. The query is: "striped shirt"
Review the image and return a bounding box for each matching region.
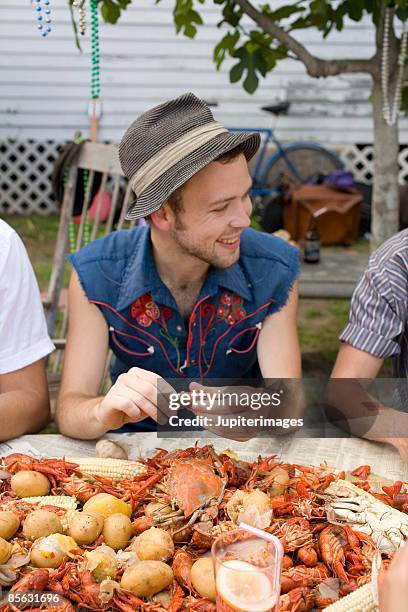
[340,229,408,377]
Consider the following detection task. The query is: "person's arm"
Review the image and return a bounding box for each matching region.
[379,543,408,612]
[56,271,170,439]
[0,359,50,440]
[257,281,301,378]
[330,250,408,458]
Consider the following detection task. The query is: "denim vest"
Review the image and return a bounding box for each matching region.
[68,227,299,429]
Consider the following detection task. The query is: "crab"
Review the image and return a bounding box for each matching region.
[143,447,227,536]
[323,479,408,553]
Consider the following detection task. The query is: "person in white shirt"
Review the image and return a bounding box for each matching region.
[0,220,54,440]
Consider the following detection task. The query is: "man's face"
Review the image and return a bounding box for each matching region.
[168,153,252,269]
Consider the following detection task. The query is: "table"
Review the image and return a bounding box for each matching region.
[299,248,368,299]
[2,433,407,483]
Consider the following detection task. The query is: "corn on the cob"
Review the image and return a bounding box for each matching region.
[325,584,378,611]
[59,457,146,481]
[7,496,78,531]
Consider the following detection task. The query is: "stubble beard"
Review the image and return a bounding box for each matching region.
[170,226,239,269]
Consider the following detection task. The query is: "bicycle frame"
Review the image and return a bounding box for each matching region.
[230,127,343,199]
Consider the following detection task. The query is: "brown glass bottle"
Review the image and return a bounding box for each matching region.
[303,214,320,264]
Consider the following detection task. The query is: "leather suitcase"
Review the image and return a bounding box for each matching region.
[283,184,363,246]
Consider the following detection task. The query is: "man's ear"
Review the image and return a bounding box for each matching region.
[150,203,173,230]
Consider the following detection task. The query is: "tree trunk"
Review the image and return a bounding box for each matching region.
[371,7,400,251]
[371,75,400,251]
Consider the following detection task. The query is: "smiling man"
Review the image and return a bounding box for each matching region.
[56,92,301,439]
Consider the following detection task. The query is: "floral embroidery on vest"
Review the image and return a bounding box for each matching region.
[217,291,246,325]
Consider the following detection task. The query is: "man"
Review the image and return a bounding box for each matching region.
[56,92,301,439]
[0,220,54,440]
[331,229,408,459]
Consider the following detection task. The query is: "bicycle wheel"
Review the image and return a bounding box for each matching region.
[262,144,343,190]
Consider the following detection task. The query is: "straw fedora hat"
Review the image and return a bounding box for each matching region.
[119,92,260,220]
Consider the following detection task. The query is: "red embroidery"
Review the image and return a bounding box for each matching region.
[217,291,246,325]
[130,294,160,327]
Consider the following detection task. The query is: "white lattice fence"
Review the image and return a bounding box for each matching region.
[0,140,63,215]
[1,140,408,215]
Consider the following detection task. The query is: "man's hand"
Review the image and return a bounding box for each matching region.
[379,543,408,612]
[94,367,175,430]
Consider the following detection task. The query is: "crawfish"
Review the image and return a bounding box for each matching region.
[279,586,315,611]
[2,454,79,488]
[167,581,185,612]
[172,549,195,591]
[278,517,314,552]
[186,598,217,611]
[9,569,49,593]
[113,592,164,612]
[318,526,349,583]
[281,563,330,593]
[297,546,318,567]
[351,465,371,480]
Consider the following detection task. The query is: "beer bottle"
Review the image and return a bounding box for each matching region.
[304,213,320,264]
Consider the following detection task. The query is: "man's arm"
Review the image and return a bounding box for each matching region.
[56,271,171,439]
[332,343,384,379]
[0,360,50,441]
[257,281,301,377]
[330,343,408,460]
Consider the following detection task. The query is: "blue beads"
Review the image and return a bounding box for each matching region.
[34,1,52,37]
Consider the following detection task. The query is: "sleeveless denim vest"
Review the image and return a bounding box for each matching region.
[68,226,299,430]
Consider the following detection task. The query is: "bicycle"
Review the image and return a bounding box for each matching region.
[225,101,344,208]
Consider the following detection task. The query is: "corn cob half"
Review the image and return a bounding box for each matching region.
[325,584,378,611]
[7,495,78,531]
[58,457,147,482]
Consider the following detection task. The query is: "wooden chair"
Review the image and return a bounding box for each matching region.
[42,142,139,407]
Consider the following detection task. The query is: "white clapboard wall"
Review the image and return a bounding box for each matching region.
[1,0,408,144]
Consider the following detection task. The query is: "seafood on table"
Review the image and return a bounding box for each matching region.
[0,449,405,611]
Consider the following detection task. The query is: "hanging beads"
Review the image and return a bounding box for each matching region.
[34,0,52,37]
[381,7,408,126]
[73,0,86,36]
[90,0,101,100]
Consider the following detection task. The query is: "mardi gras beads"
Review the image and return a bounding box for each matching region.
[90,0,101,100]
[73,0,86,36]
[34,0,52,37]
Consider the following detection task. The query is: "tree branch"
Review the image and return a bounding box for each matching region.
[233,0,377,77]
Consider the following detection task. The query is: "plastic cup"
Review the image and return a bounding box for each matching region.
[211,523,283,612]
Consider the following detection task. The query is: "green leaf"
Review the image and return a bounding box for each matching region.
[230,60,245,83]
[213,30,240,69]
[101,0,121,24]
[243,68,258,94]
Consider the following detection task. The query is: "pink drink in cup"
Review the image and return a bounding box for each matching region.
[211,523,283,612]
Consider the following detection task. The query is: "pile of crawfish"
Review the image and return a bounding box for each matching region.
[0,447,406,612]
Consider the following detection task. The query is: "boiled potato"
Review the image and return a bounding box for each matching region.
[10,471,50,498]
[23,509,63,541]
[268,466,289,497]
[131,527,174,562]
[144,502,172,517]
[190,557,216,602]
[120,561,173,597]
[83,493,131,519]
[0,536,12,564]
[102,513,132,550]
[86,546,118,582]
[68,512,103,545]
[0,511,20,540]
[30,534,76,569]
